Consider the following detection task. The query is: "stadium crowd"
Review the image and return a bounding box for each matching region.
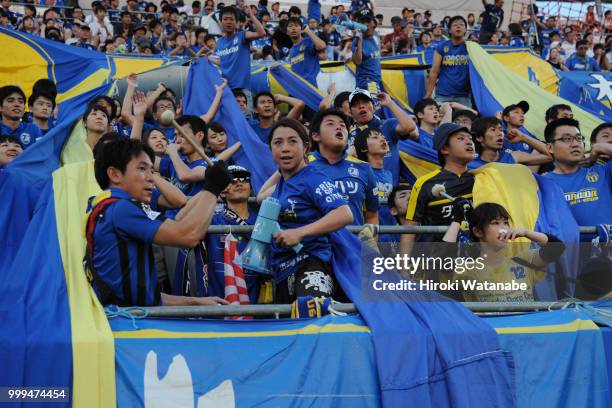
[0,0,611,307]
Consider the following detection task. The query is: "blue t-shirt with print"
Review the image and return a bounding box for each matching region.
[434,40,470,97]
[0,121,43,149]
[351,36,381,89]
[289,36,320,87]
[216,30,252,90]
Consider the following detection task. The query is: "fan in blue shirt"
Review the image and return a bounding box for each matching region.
[287,18,326,87]
[86,138,231,307]
[481,0,504,34]
[565,40,601,71]
[214,6,266,90]
[257,117,353,294]
[413,98,440,150]
[426,16,470,101]
[501,100,543,154]
[309,109,379,226]
[205,166,261,303]
[347,89,418,185]
[543,118,612,228]
[249,92,305,144]
[27,92,56,137]
[0,85,42,149]
[352,9,382,91]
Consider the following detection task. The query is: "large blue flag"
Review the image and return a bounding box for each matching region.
[183,59,276,191]
[331,229,516,407]
[559,71,612,122]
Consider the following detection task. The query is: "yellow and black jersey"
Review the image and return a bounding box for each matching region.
[406,168,474,227]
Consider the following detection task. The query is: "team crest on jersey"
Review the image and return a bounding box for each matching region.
[348,165,359,177]
[586,172,599,183]
[444,46,449,53]
[300,44,305,51]
[20,132,30,145]
[233,36,238,45]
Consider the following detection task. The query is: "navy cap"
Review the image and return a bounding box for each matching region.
[502,100,529,118]
[348,88,374,106]
[357,8,374,21]
[227,164,251,179]
[433,123,471,151]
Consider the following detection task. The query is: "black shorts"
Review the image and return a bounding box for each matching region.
[276,256,348,303]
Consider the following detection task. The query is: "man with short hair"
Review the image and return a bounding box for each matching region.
[590,123,611,164]
[480,0,504,37]
[249,92,305,144]
[501,100,540,154]
[565,39,600,71]
[287,17,326,87]
[413,98,440,149]
[544,118,612,227]
[0,86,42,149]
[27,92,55,136]
[383,16,407,56]
[545,104,573,123]
[561,28,577,60]
[348,89,418,185]
[352,8,382,92]
[86,138,231,306]
[309,109,379,226]
[426,16,471,107]
[77,25,97,51]
[402,123,475,253]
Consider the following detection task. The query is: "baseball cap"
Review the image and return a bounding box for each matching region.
[502,100,530,118]
[133,23,147,33]
[433,123,471,151]
[357,8,374,22]
[227,165,251,180]
[348,89,374,106]
[390,16,402,24]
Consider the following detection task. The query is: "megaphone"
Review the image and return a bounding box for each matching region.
[240,197,303,276]
[340,19,368,33]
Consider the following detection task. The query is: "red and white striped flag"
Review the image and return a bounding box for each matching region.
[223,234,251,319]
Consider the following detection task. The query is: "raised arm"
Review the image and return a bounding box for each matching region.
[319,82,336,111]
[377,92,418,139]
[201,79,227,124]
[303,25,326,51]
[352,32,363,65]
[165,143,206,182]
[257,170,281,203]
[243,5,266,40]
[216,142,242,161]
[130,91,147,140]
[121,73,138,127]
[276,94,305,120]
[152,172,188,209]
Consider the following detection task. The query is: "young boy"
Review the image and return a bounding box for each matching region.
[0,135,23,170]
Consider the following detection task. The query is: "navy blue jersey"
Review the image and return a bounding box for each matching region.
[351,36,381,89]
[88,188,165,306]
[482,4,504,34]
[270,165,347,282]
[143,121,175,143]
[0,121,43,149]
[289,36,320,87]
[159,156,207,218]
[373,167,398,245]
[309,151,379,225]
[434,40,470,97]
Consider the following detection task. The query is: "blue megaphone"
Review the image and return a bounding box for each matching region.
[340,18,367,33]
[240,197,303,275]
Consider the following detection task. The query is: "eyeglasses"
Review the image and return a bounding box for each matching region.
[230,177,250,184]
[552,135,584,144]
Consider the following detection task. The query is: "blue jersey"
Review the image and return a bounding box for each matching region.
[143,121,175,143]
[416,44,435,62]
[565,54,600,72]
[468,151,516,169]
[307,0,321,22]
[373,167,397,244]
[248,118,273,144]
[509,36,525,47]
[88,188,164,306]
[350,0,369,12]
[435,40,470,97]
[349,116,401,185]
[252,35,271,50]
[0,121,43,149]
[538,28,555,50]
[544,162,612,227]
[205,208,260,303]
[418,127,435,149]
[309,151,379,225]
[159,156,206,218]
[482,4,504,33]
[215,30,251,90]
[327,31,341,47]
[502,125,538,153]
[352,36,381,89]
[113,122,132,138]
[289,37,320,87]
[270,165,347,282]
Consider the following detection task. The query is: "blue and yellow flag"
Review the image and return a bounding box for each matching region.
[398,139,440,185]
[0,83,116,408]
[468,42,603,150]
[559,71,612,121]
[184,59,276,191]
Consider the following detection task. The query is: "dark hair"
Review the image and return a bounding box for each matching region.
[413,98,439,124]
[176,115,207,145]
[232,89,246,100]
[94,5,106,14]
[467,203,511,241]
[545,104,572,122]
[287,17,302,27]
[576,39,588,48]
[205,121,226,146]
[152,96,176,113]
[334,91,351,109]
[448,15,467,29]
[388,183,411,215]
[254,91,275,107]
[590,122,612,144]
[94,139,155,190]
[92,131,123,158]
[24,4,36,15]
[0,134,23,147]
[419,30,432,42]
[268,117,309,148]
[0,85,26,105]
[508,22,522,36]
[28,91,56,110]
[353,127,382,161]
[142,127,167,148]
[83,103,110,123]
[544,118,580,143]
[288,5,301,15]
[90,95,116,118]
[309,108,350,139]
[471,117,501,154]
[220,6,238,20]
[452,109,477,124]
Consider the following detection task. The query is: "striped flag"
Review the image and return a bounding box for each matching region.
[223,234,251,315]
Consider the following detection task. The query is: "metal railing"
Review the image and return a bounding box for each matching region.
[124,301,577,318]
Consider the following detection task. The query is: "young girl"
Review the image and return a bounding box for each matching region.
[205,122,241,164]
[443,202,565,302]
[257,118,353,302]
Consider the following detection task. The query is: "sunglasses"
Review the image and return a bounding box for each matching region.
[230,177,250,184]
